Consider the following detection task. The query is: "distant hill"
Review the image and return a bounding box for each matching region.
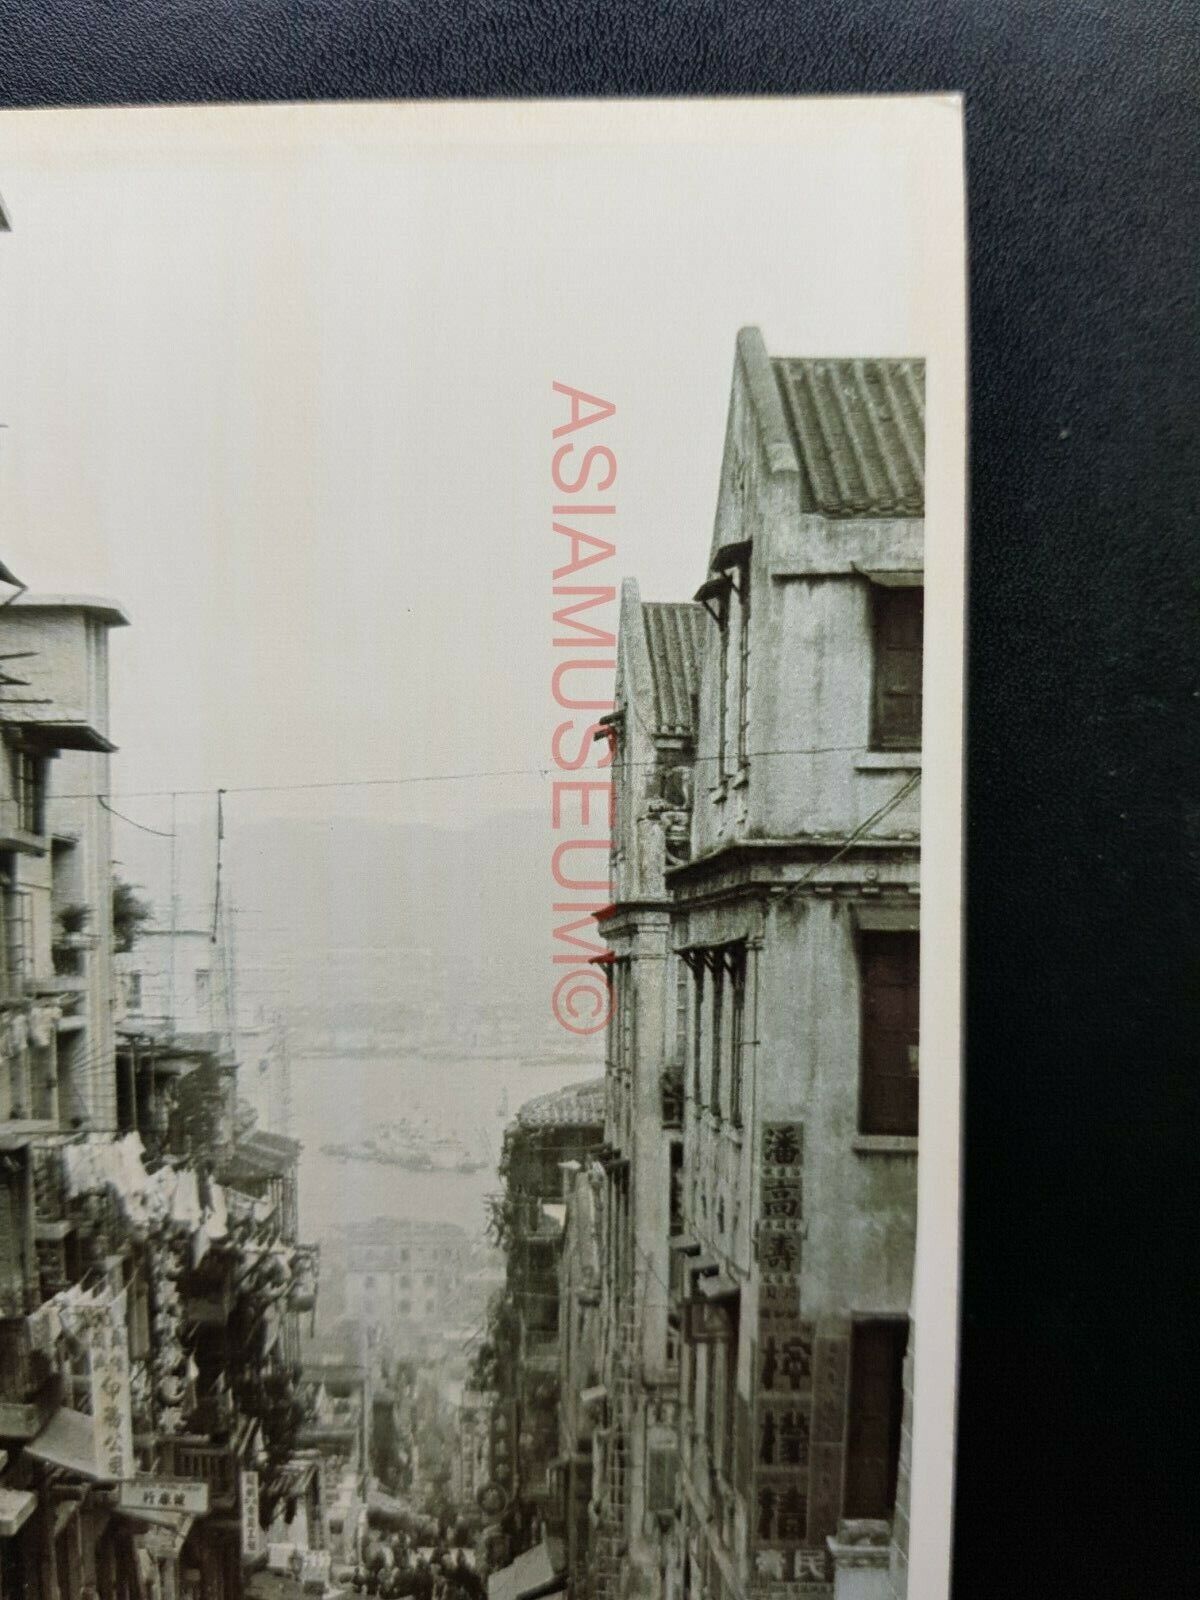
[114,805,605,1063]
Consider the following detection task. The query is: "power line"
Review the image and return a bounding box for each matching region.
[98,796,176,837]
[779,770,922,902]
[45,744,910,804]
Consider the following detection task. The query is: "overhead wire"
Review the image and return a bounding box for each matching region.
[45,743,903,805]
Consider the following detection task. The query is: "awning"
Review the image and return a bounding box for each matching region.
[7,720,116,754]
[25,1408,105,1480]
[118,1506,193,1535]
[0,1488,36,1538]
[118,1508,193,1560]
[0,560,22,588]
[697,1272,740,1302]
[486,1538,565,1600]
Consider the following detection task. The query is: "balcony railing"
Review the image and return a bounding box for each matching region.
[158,1435,238,1509]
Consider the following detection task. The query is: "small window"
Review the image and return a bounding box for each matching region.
[859,931,920,1136]
[845,1320,907,1519]
[647,1443,678,1514]
[126,972,143,1011]
[195,968,211,1010]
[691,964,704,1103]
[735,557,752,768]
[668,1141,684,1237]
[715,585,731,779]
[10,747,46,835]
[871,585,923,750]
[729,947,747,1128]
[722,1319,738,1477]
[709,958,724,1118]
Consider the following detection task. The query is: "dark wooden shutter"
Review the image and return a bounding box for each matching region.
[730,949,746,1128]
[710,960,724,1116]
[845,1320,907,1519]
[872,586,923,749]
[646,1443,678,1514]
[0,1174,26,1316]
[860,931,920,1136]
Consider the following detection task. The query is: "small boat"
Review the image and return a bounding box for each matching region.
[320,1119,486,1175]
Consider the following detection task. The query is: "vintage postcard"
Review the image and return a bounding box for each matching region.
[0,99,965,1600]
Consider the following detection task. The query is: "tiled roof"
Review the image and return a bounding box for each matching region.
[772,357,925,518]
[220,1129,301,1182]
[640,602,706,736]
[514,1078,605,1130]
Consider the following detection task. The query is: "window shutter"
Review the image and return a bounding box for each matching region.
[0,1176,27,1315]
[860,931,920,1136]
[845,1321,907,1519]
[872,586,923,750]
[646,1443,678,1514]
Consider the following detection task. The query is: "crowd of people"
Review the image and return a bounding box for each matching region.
[349,1539,483,1600]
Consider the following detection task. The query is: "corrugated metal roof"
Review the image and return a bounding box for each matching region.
[772,357,925,517]
[640,602,706,736]
[514,1078,605,1130]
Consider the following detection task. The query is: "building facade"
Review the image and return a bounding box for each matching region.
[491,1083,604,1555]
[667,331,923,1600]
[554,1164,602,1593]
[586,584,706,1600]
[571,331,924,1600]
[341,1218,471,1354]
[0,585,322,1600]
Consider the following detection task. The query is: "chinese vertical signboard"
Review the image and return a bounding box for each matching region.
[89,1289,135,1481]
[240,1471,263,1559]
[751,1123,827,1587]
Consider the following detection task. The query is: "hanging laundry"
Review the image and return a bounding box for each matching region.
[170,1165,202,1230]
[29,1007,58,1049]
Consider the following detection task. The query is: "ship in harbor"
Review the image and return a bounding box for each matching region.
[321,1115,488,1173]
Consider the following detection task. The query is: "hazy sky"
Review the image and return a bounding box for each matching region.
[0,100,953,844]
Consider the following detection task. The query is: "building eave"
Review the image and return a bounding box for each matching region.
[10,593,130,628]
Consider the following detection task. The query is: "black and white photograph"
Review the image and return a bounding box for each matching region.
[0,100,965,1600]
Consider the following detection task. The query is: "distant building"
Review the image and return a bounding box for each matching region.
[586,583,706,1599]
[495,1081,604,1550]
[341,1217,471,1350]
[554,1164,604,1593]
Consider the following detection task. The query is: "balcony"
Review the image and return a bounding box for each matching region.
[0,1317,61,1439]
[184,1286,235,1326]
[0,798,47,856]
[157,1435,238,1511]
[661,1068,684,1129]
[524,1334,560,1376]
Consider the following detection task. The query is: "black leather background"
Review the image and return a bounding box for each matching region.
[1,4,1197,1595]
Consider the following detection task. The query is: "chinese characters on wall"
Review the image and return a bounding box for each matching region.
[752,1123,827,1587]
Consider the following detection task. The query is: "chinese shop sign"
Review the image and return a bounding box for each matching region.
[120,1478,210,1516]
[87,1291,135,1481]
[751,1122,827,1588]
[240,1472,263,1559]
